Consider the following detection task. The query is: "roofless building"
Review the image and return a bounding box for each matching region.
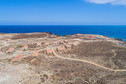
[22,46,28,51]
[13,54,22,61]
[7,48,15,54]
[43,49,54,56]
[33,51,39,56]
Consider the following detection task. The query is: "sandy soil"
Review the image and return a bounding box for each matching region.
[0,33,126,84]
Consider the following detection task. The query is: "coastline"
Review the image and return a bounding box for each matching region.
[0,32,126,43]
[0,25,126,42]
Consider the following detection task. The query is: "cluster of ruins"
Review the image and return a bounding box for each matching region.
[4,34,103,62]
[6,39,80,61]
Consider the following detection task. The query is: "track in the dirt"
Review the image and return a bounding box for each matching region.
[53,50,126,72]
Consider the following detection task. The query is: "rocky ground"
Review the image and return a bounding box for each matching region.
[0,32,126,84]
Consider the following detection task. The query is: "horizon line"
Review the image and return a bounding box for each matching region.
[0,24,126,26]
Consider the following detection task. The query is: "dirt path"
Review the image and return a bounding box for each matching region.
[53,50,126,72]
[110,50,117,58]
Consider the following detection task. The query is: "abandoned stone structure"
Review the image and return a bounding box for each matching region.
[44,42,50,46]
[7,48,15,54]
[33,51,39,56]
[53,41,58,45]
[64,40,68,43]
[13,54,22,61]
[56,46,64,53]
[22,46,28,51]
[43,49,54,56]
[59,41,64,44]
[65,44,72,49]
[37,43,41,47]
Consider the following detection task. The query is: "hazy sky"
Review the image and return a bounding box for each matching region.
[0,0,126,25]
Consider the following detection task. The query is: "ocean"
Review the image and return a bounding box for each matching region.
[0,25,126,42]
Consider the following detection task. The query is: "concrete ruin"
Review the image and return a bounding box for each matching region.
[43,49,54,56]
[44,42,50,46]
[53,41,58,45]
[64,40,68,43]
[7,48,15,54]
[56,46,64,52]
[89,35,96,40]
[65,44,72,49]
[37,43,41,47]
[22,46,28,51]
[59,41,64,44]
[13,54,22,61]
[33,51,39,56]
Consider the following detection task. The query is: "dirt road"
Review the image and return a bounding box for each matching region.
[53,50,126,72]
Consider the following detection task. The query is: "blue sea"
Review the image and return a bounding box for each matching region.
[0,25,126,42]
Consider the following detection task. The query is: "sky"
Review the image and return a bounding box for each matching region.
[0,0,126,25]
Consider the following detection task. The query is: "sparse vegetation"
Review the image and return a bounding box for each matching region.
[17,45,24,48]
[0,33,126,84]
[11,33,50,39]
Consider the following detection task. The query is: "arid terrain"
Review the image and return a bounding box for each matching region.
[0,32,126,84]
